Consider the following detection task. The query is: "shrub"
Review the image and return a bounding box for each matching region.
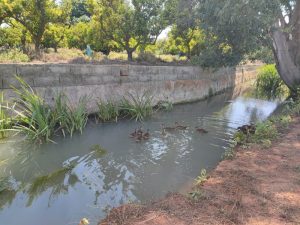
[136,52,159,64]
[0,49,30,63]
[256,64,288,99]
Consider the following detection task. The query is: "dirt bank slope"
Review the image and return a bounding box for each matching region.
[100,118,300,225]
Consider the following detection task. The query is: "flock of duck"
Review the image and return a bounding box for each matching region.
[129,122,256,142]
[130,122,208,142]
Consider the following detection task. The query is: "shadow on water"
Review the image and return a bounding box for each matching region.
[0,86,281,225]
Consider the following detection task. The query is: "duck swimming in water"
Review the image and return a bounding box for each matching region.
[195,127,208,134]
[175,122,188,130]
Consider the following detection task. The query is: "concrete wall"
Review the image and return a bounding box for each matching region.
[0,63,261,113]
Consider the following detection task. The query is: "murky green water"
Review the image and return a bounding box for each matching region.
[0,88,280,225]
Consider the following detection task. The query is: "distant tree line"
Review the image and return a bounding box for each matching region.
[1,0,299,90]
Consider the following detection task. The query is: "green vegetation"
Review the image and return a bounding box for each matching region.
[256,65,288,99]
[0,92,13,139]
[0,77,88,143]
[195,169,207,186]
[222,98,300,160]
[120,92,154,121]
[0,49,30,63]
[157,100,173,111]
[97,100,119,122]
[0,0,299,90]
[0,77,173,143]
[10,77,57,144]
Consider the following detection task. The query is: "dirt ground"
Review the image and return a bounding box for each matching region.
[100,118,300,225]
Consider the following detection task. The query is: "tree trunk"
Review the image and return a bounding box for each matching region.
[21,30,27,54]
[34,40,41,58]
[271,29,300,90]
[271,1,300,91]
[127,50,133,61]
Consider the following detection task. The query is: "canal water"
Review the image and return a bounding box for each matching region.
[0,87,280,225]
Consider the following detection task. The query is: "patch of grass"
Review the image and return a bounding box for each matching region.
[255,64,289,99]
[188,188,203,201]
[0,49,30,63]
[222,148,236,160]
[251,121,278,143]
[195,169,208,186]
[97,100,119,122]
[120,91,153,121]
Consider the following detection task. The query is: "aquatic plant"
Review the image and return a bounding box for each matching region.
[9,76,57,144]
[0,92,13,139]
[120,91,153,121]
[256,64,288,99]
[68,96,88,135]
[54,94,88,137]
[97,100,119,122]
[156,100,173,111]
[89,144,107,157]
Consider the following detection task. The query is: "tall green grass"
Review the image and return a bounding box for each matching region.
[120,92,153,121]
[0,92,13,139]
[54,94,88,137]
[10,76,57,144]
[256,64,288,99]
[97,100,119,122]
[1,77,88,143]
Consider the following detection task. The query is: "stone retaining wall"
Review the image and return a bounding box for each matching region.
[0,63,261,113]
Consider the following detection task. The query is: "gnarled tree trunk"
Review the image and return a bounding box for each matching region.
[271,1,300,91]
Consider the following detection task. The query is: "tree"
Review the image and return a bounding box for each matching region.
[70,0,91,23]
[197,0,300,90]
[0,0,72,56]
[168,0,202,59]
[42,24,68,52]
[91,0,167,61]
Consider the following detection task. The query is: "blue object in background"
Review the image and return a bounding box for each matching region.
[85,45,93,57]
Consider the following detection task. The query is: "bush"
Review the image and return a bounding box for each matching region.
[256,64,288,99]
[136,52,160,64]
[0,49,30,63]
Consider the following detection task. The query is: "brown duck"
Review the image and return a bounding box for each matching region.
[195,127,208,134]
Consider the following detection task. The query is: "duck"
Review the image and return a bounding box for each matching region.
[135,133,143,142]
[161,124,176,132]
[143,129,150,140]
[130,129,137,138]
[195,127,208,134]
[237,124,255,134]
[175,122,188,130]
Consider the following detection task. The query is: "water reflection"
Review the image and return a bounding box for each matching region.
[0,89,280,225]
